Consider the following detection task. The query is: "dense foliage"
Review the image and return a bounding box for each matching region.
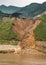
[0,18,19,41]
[34,15,46,41]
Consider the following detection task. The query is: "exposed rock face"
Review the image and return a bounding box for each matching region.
[12,17,41,49]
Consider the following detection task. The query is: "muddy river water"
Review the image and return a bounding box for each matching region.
[0,53,46,65]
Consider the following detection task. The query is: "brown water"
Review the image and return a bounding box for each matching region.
[0,53,46,65]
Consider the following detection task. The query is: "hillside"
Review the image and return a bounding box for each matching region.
[34,15,46,41]
[0,2,46,46]
[0,5,21,14]
[0,2,46,18]
[0,18,19,41]
[18,2,46,18]
[0,15,46,41]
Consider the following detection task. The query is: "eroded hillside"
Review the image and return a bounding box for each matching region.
[12,17,41,49]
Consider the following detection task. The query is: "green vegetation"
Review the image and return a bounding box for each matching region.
[0,18,19,42]
[0,15,46,45]
[34,15,46,41]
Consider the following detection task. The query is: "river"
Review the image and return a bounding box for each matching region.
[0,53,46,65]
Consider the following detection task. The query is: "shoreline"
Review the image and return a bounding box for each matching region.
[0,41,46,54]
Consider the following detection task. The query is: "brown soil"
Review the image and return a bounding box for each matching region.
[12,17,41,49]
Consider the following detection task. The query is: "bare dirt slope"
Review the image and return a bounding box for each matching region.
[12,18,41,49]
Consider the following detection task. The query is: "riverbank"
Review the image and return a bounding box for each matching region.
[0,41,46,54]
[0,45,21,53]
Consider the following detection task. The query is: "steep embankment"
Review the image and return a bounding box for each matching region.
[12,18,40,48]
[12,17,46,53]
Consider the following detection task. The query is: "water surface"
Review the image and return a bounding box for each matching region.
[0,53,46,65]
